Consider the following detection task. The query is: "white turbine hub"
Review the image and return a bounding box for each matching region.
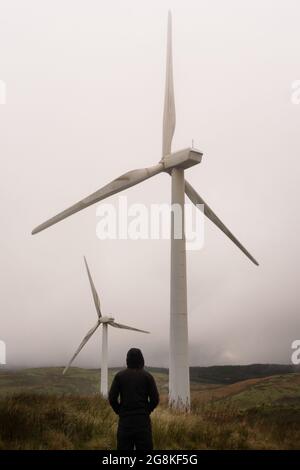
[101,316,114,323]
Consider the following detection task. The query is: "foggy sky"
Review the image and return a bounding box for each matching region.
[1,0,299,369]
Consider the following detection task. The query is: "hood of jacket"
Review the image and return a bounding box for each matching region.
[126,348,145,369]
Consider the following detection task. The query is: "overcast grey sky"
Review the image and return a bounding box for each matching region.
[0,0,299,369]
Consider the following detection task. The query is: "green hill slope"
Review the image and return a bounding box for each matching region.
[0,367,170,397]
[221,373,300,408]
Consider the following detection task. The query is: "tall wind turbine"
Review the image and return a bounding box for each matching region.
[32,12,258,410]
[63,257,149,398]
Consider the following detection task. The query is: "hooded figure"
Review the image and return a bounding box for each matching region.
[108,348,159,450]
[126,348,145,369]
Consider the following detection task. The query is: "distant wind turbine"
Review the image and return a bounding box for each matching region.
[63,257,149,398]
[33,12,258,410]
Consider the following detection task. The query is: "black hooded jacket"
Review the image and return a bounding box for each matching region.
[108,349,159,417]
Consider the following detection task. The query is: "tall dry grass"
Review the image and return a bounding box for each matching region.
[0,393,299,450]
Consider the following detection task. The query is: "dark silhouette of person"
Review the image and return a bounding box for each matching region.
[108,348,159,450]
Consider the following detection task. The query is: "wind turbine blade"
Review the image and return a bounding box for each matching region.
[162,11,176,158]
[109,321,149,334]
[63,321,100,375]
[83,257,102,318]
[32,164,163,234]
[185,180,259,266]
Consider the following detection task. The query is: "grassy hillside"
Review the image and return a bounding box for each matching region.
[0,376,299,450]
[0,368,107,397]
[191,373,300,407]
[0,367,299,449]
[0,367,169,397]
[222,373,300,408]
[0,364,298,396]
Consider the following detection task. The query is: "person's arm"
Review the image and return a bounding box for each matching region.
[108,373,121,415]
[147,374,159,413]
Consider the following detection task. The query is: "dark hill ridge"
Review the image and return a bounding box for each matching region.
[146,363,299,384]
[189,364,299,384]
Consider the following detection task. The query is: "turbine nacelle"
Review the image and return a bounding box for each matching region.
[161,148,202,171]
[100,315,114,324]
